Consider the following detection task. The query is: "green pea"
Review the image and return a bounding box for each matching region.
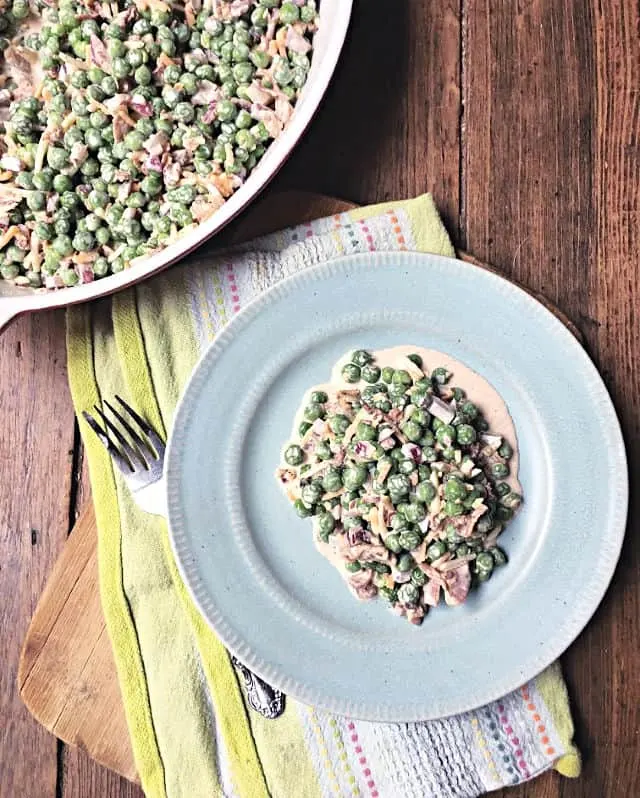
[460,401,478,420]
[431,367,451,385]
[444,477,466,502]
[284,444,304,466]
[456,424,477,446]
[317,513,335,540]
[384,533,403,554]
[297,421,311,437]
[444,498,465,516]
[491,462,510,479]
[307,390,327,404]
[32,172,52,191]
[341,363,361,383]
[0,262,19,280]
[358,363,380,384]
[501,492,522,510]
[398,529,421,551]
[415,481,436,504]
[355,422,376,442]
[404,503,426,524]
[496,505,513,522]
[475,551,495,573]
[397,582,419,605]
[301,482,323,506]
[396,553,415,573]
[313,442,330,462]
[491,548,508,566]
[72,231,95,252]
[347,349,370,367]
[343,465,367,490]
[476,513,494,534]
[378,586,397,603]
[427,541,447,562]
[59,267,79,287]
[173,101,195,123]
[498,441,514,460]
[401,420,423,442]
[294,499,313,518]
[411,567,427,587]
[387,473,410,498]
[35,221,54,241]
[392,369,412,387]
[26,191,46,211]
[435,424,456,446]
[321,468,342,493]
[95,227,111,246]
[495,482,511,498]
[397,459,415,476]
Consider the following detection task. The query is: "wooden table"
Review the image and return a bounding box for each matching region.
[1,2,638,796]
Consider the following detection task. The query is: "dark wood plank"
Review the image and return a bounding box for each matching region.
[0,311,75,798]
[276,0,462,230]
[463,2,640,797]
[61,747,142,798]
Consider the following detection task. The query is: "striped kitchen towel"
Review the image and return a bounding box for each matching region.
[67,193,580,798]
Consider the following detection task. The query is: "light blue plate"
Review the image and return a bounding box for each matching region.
[166,251,627,721]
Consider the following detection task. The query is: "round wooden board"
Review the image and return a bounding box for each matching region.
[18,191,580,783]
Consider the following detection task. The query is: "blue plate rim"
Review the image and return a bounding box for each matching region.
[165,250,628,721]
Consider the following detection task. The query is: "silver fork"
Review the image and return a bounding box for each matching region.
[82,395,285,721]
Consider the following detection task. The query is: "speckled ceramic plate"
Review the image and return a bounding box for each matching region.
[166,251,627,721]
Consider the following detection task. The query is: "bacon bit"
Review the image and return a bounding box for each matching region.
[143,131,169,156]
[190,197,218,224]
[286,26,312,54]
[109,115,127,144]
[192,80,220,106]
[0,196,24,223]
[423,580,441,607]
[129,94,153,117]
[428,396,455,424]
[4,45,39,100]
[480,433,503,450]
[440,554,476,572]
[250,104,283,139]
[444,563,471,606]
[69,142,89,169]
[407,606,425,625]
[184,0,196,25]
[401,443,423,463]
[246,81,273,106]
[368,506,387,539]
[275,26,288,57]
[163,162,182,186]
[210,171,239,198]
[117,181,132,203]
[274,95,293,125]
[89,34,110,69]
[72,251,96,265]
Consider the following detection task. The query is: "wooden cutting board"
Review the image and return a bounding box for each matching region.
[18,191,580,784]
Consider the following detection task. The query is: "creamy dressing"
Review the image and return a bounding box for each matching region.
[280,346,522,602]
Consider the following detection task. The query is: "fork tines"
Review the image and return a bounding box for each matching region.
[82,395,165,475]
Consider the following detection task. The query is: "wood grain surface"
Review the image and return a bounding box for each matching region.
[2,1,639,796]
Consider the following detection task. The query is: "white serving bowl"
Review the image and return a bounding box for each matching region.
[0,0,353,332]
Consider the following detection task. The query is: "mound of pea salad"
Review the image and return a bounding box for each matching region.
[0,0,317,288]
[276,347,523,625]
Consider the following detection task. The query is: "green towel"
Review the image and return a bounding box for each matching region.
[67,194,580,798]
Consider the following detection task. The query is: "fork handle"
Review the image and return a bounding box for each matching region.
[231,656,285,719]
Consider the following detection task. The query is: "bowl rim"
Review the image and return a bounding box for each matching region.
[0,0,354,318]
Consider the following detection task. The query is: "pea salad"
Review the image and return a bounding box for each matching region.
[0,0,317,288]
[276,347,523,625]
